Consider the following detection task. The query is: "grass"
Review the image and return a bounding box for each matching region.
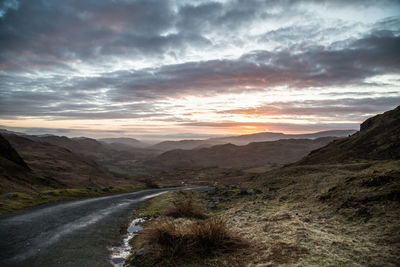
[124,160,400,266]
[127,190,251,266]
[105,160,149,177]
[163,193,208,219]
[134,218,248,266]
[218,160,400,266]
[0,184,144,215]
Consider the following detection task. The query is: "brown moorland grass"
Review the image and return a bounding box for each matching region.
[163,194,208,219]
[133,217,248,266]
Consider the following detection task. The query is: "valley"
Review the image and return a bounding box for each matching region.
[0,107,399,266]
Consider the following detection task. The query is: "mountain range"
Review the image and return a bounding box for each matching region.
[150,129,356,151]
[0,114,393,194]
[147,137,338,169]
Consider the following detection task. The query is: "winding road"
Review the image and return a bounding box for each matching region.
[0,187,206,266]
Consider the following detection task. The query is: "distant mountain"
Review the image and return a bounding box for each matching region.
[209,129,356,146]
[151,139,225,151]
[299,106,400,164]
[147,137,337,169]
[99,137,148,149]
[0,128,27,136]
[151,130,356,151]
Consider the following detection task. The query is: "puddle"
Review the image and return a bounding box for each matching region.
[109,218,145,267]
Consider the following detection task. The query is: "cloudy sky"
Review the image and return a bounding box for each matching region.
[0,0,399,141]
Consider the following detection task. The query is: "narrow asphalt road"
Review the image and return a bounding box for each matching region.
[0,187,207,267]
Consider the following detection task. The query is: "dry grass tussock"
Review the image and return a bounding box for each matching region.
[163,195,208,219]
[134,217,248,266]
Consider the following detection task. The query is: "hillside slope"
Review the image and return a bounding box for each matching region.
[0,134,61,194]
[211,106,400,265]
[148,137,337,169]
[26,135,136,161]
[299,106,400,164]
[4,134,119,188]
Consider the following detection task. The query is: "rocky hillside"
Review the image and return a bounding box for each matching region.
[300,106,400,164]
[147,137,337,169]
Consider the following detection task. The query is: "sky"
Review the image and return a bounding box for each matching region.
[0,0,399,142]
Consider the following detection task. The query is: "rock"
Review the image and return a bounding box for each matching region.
[86,187,97,192]
[254,189,262,194]
[263,194,273,200]
[362,175,393,187]
[246,189,257,195]
[239,188,262,195]
[207,202,217,209]
[319,214,332,220]
[100,187,110,192]
[111,257,125,264]
[239,188,248,195]
[206,188,216,195]
[4,193,18,198]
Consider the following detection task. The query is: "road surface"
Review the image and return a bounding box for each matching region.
[0,187,206,266]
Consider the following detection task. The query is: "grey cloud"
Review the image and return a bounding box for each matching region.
[1,29,399,120]
[1,0,399,124]
[1,0,399,73]
[0,0,203,71]
[100,31,400,99]
[219,97,400,121]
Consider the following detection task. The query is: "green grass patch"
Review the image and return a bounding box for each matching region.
[105,160,149,177]
[0,184,144,215]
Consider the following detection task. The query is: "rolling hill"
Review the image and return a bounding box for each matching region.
[209,129,356,146]
[99,137,147,148]
[0,134,62,194]
[147,137,337,169]
[151,130,356,151]
[3,134,121,188]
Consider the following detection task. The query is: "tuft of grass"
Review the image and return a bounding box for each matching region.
[133,217,248,266]
[163,195,208,219]
[188,217,246,254]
